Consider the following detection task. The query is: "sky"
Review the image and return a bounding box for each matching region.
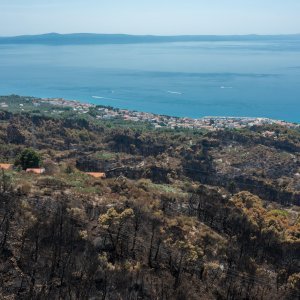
[1,0,300,36]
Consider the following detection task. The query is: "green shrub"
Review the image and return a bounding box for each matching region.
[15,148,42,170]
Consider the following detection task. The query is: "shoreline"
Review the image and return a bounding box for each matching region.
[39,97,299,131]
[1,95,299,131]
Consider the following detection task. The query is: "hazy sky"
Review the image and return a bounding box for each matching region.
[1,0,300,36]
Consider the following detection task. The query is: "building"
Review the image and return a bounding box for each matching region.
[26,168,46,174]
[86,172,106,179]
[0,164,13,170]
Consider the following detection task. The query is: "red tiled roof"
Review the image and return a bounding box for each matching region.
[86,172,106,178]
[0,164,13,170]
[26,168,45,174]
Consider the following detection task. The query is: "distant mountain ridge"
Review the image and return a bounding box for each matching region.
[1,33,300,45]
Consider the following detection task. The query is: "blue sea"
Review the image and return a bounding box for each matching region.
[0,40,300,122]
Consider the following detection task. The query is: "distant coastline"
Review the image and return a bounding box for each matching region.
[40,97,300,130]
[2,95,298,131]
[1,33,300,45]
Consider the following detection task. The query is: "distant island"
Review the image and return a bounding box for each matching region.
[1,33,300,45]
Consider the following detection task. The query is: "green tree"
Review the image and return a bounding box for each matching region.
[15,148,42,170]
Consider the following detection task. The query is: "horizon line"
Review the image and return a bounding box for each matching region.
[1,32,300,38]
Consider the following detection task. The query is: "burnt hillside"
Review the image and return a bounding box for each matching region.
[0,110,299,299]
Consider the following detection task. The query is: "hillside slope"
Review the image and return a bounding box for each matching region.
[0,96,299,299]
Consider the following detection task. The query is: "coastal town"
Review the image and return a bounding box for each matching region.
[2,96,298,131]
[37,97,299,131]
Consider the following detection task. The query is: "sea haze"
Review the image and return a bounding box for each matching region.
[0,35,299,122]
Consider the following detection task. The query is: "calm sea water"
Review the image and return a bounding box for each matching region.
[0,40,300,122]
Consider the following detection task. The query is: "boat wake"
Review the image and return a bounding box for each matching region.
[92,95,127,102]
[167,91,182,95]
[92,96,105,99]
